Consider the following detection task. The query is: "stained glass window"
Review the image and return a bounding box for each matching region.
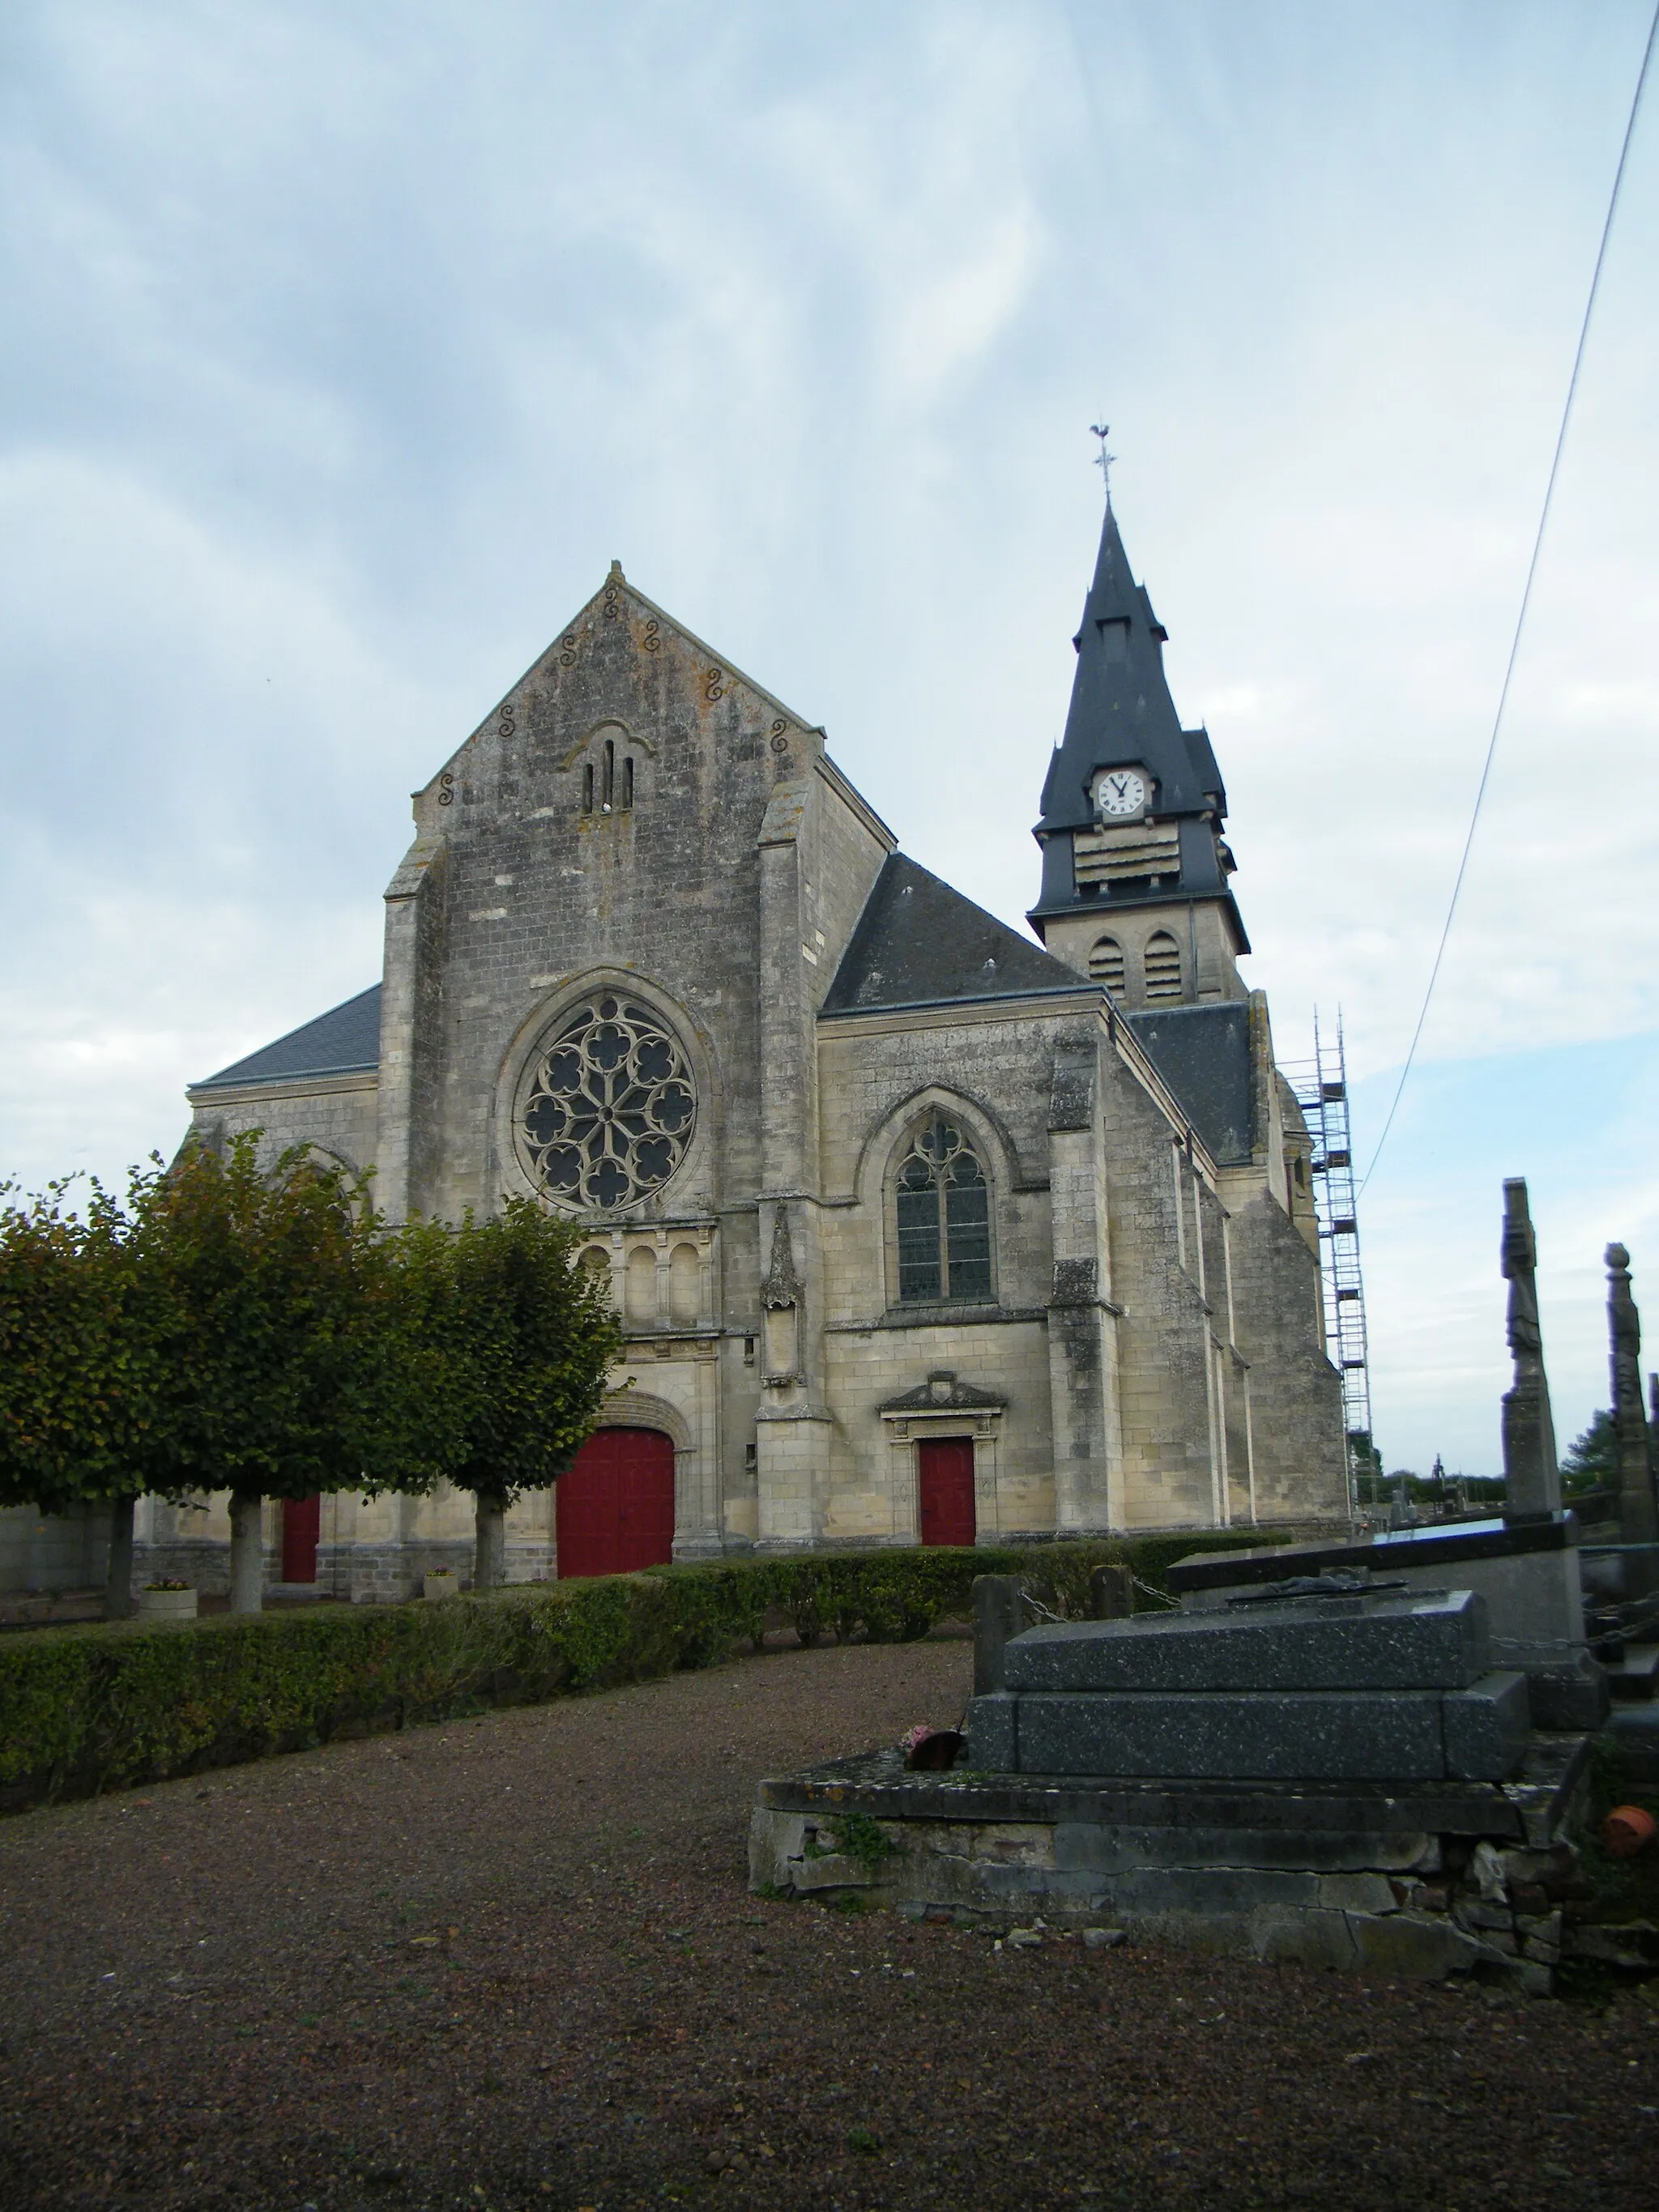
[894,1115,992,1304]
[518,995,695,1211]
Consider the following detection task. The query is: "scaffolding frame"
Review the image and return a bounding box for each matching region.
[1286,1012,1373,1517]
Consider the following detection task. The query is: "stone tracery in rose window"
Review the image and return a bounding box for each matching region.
[518,995,696,1210]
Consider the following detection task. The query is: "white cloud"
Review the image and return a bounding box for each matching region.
[2,0,1657,1470]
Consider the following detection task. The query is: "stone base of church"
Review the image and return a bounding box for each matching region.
[128,1534,559,1604]
[131,1535,240,1598]
[671,1533,730,1562]
[122,1508,1358,1607]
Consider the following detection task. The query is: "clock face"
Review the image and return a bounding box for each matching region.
[1097,769,1147,819]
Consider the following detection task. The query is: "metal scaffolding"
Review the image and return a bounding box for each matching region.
[1286,1012,1373,1515]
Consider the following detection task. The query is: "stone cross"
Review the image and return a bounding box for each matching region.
[1605,1244,1659,1571]
[1500,1178,1561,1520]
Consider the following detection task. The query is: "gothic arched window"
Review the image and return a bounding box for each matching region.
[894,1115,992,1304]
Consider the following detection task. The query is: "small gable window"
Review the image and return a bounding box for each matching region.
[894,1114,992,1305]
[1144,931,1183,1001]
[1088,935,1126,999]
[581,736,634,816]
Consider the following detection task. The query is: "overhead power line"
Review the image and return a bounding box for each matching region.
[1359,1,1659,1194]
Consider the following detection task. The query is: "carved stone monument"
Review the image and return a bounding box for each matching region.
[1606,1243,1658,1589]
[1501,1178,1560,1521]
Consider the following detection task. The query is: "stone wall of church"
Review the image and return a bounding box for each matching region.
[380,579,889,1244]
[1094,1050,1229,1528]
[821,1319,1056,1540]
[1218,1170,1349,1523]
[190,1072,380,1182]
[0,1500,111,1593]
[811,1001,1080,1542]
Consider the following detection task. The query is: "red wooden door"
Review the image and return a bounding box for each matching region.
[281,1494,320,1583]
[557,1427,676,1579]
[918,1438,976,1547]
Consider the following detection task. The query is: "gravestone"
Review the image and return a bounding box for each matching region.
[963,1587,1530,1784]
[971,1574,1026,1696]
[1090,1563,1133,1620]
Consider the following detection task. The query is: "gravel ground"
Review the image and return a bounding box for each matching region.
[2,1634,1657,2212]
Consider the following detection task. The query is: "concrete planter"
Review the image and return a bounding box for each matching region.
[424,1573,459,1602]
[137,1586,198,1622]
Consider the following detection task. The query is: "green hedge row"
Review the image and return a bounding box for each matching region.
[0,1532,1265,1812]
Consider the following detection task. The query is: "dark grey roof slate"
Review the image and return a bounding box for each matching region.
[1126,1002,1254,1166]
[194,985,382,1090]
[1037,501,1226,836]
[822,853,1088,1016]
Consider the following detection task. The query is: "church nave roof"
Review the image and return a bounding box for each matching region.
[193,984,382,1091]
[821,852,1088,1019]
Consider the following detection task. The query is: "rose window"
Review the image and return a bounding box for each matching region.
[518,995,696,1210]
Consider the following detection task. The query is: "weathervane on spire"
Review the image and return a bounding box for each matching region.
[1090,421,1115,506]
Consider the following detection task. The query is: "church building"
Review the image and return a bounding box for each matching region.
[143,501,1348,1596]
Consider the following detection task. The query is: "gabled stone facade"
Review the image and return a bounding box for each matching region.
[147,512,1349,1598]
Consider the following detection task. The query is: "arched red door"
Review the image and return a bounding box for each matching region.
[556,1427,676,1579]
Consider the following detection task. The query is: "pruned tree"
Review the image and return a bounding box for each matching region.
[0,1176,156,1617]
[390,1199,622,1589]
[122,1133,395,1613]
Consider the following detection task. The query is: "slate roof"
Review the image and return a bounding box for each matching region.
[1037,501,1226,837]
[1126,1002,1254,1166]
[194,985,383,1090]
[821,853,1088,1017]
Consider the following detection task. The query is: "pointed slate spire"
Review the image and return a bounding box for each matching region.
[1037,501,1221,836]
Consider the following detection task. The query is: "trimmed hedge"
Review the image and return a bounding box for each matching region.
[0,1532,1266,1812]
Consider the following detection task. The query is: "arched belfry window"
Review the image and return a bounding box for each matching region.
[1088,936,1126,999]
[1144,930,1183,1001]
[894,1115,992,1304]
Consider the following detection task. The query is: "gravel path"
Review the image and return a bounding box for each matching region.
[2,1635,1656,2211]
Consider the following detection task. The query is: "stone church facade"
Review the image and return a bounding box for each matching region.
[139,504,1347,1597]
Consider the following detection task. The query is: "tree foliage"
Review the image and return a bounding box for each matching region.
[388,1197,623,1507]
[121,1134,399,1505]
[0,1178,141,1515]
[1561,1408,1619,1494]
[1,1141,624,1605]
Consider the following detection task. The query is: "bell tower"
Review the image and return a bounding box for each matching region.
[1028,497,1248,1008]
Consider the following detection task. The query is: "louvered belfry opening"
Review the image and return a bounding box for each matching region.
[1144,931,1183,1001]
[1088,935,1126,999]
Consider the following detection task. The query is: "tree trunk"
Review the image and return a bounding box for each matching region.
[104,1494,136,1621]
[228,1491,266,1614]
[474,1491,506,1592]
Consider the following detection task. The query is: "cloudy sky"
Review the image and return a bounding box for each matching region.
[3,1,1656,1475]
